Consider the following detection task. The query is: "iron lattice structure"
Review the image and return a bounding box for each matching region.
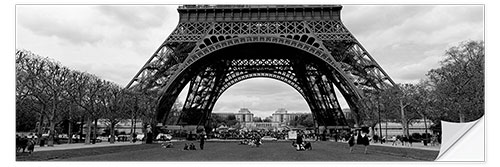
[127,5,395,128]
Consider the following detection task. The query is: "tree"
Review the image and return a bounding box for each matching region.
[226,114,238,126]
[16,49,139,145]
[299,115,315,127]
[427,40,484,122]
[253,117,262,122]
[67,71,105,144]
[358,91,382,133]
[210,114,227,127]
[15,98,40,132]
[16,50,74,146]
[263,117,273,122]
[58,97,84,144]
[16,50,50,142]
[410,80,437,141]
[98,81,127,144]
[377,84,421,137]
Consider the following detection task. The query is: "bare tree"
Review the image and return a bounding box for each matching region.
[67,71,104,144]
[98,81,127,144]
[16,50,73,146]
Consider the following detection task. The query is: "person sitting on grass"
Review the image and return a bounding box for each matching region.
[183,143,189,150]
[304,141,312,150]
[255,135,262,147]
[189,143,197,150]
[296,143,305,151]
[162,141,173,148]
[248,139,256,147]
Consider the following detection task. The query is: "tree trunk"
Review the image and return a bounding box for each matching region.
[79,117,84,141]
[378,119,383,139]
[92,119,98,144]
[110,123,116,144]
[68,120,72,144]
[423,115,428,142]
[133,118,137,135]
[37,114,44,145]
[49,93,57,147]
[130,118,135,142]
[406,122,411,138]
[399,99,408,137]
[85,117,91,144]
[47,119,55,147]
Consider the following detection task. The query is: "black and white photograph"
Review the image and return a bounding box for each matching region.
[6,1,493,166]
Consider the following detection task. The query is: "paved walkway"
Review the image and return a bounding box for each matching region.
[33,141,142,152]
[364,141,440,151]
[326,139,440,151]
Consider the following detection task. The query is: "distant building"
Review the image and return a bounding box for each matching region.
[213,108,311,131]
[271,108,310,125]
[212,108,254,122]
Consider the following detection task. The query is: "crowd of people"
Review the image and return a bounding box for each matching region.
[239,134,262,147]
[215,131,289,140]
[183,143,198,150]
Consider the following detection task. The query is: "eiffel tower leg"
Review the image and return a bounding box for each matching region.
[303,70,345,127]
[178,61,228,128]
[291,60,327,127]
[315,73,349,127]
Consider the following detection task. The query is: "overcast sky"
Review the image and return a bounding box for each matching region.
[15,5,484,118]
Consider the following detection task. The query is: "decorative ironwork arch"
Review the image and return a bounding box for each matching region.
[217,72,305,99]
[162,36,361,100]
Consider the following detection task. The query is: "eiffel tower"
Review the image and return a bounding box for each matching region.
[126,5,395,128]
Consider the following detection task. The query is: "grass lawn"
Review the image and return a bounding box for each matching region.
[16,141,438,161]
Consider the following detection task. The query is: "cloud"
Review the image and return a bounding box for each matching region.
[390,54,443,83]
[342,5,483,83]
[96,6,171,29]
[17,6,104,45]
[342,5,435,37]
[17,5,179,48]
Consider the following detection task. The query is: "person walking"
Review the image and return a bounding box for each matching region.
[360,132,370,154]
[348,133,355,153]
[199,133,206,150]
